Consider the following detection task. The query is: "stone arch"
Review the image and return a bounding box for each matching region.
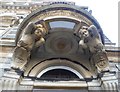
[37,66,83,79]
[15,4,104,45]
[26,59,92,79]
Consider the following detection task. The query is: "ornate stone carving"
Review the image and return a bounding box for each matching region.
[32,10,91,26]
[11,21,47,71]
[79,25,103,53]
[91,51,109,72]
[78,25,109,73]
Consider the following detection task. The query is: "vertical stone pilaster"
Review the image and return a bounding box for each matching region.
[101,73,118,90]
[0,70,22,91]
[1,78,19,91]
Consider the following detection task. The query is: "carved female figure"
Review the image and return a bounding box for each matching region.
[78,25,109,72]
[11,22,47,71]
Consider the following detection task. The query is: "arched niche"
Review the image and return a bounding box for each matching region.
[38,66,83,80]
[25,59,92,79]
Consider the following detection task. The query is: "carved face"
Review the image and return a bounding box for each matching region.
[79,29,89,38]
[34,29,42,37]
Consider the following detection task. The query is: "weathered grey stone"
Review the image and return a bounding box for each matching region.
[0,1,118,91]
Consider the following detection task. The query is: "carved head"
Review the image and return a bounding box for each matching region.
[79,26,89,38]
[34,29,43,37]
[35,23,47,36]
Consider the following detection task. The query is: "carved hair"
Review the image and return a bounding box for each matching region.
[87,25,100,39]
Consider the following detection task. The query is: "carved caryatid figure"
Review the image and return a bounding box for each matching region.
[79,25,103,53]
[11,21,47,71]
[79,25,109,73]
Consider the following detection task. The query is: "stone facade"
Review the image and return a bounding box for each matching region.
[0,1,119,91]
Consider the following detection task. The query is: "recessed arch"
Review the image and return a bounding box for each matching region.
[37,66,83,79]
[26,59,93,79]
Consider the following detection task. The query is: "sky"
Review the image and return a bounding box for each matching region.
[65,0,119,47]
